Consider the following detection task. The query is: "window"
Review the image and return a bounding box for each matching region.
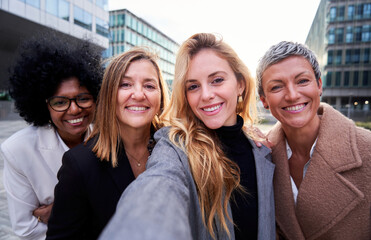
[363,71,370,86]
[344,72,350,86]
[364,3,371,18]
[74,6,92,30]
[335,50,342,65]
[352,49,360,63]
[363,48,370,63]
[338,6,345,21]
[362,25,371,42]
[117,14,124,26]
[348,5,355,20]
[22,0,40,8]
[96,17,109,37]
[46,0,69,21]
[109,14,114,27]
[355,26,362,42]
[353,72,359,86]
[335,72,341,86]
[330,7,337,21]
[346,26,353,43]
[346,49,352,64]
[356,5,363,19]
[96,0,108,11]
[335,28,344,43]
[328,28,335,44]
[326,72,333,86]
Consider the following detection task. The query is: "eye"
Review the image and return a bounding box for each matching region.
[77,94,93,103]
[50,98,68,106]
[144,84,157,90]
[298,79,310,84]
[212,77,224,84]
[120,81,132,88]
[270,85,282,92]
[186,84,199,91]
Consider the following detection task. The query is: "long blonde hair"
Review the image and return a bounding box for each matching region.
[162,33,258,238]
[88,47,169,167]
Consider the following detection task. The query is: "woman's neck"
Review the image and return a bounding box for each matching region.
[282,115,320,156]
[120,125,151,151]
[59,131,85,149]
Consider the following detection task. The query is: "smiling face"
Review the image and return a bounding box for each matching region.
[48,77,95,145]
[260,56,322,130]
[185,49,245,129]
[116,59,161,134]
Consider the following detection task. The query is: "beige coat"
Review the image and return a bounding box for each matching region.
[268,103,371,240]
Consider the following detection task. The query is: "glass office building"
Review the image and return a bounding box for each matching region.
[109,9,179,86]
[306,0,371,121]
[0,0,109,90]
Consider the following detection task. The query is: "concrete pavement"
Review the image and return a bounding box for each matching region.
[0,118,27,240]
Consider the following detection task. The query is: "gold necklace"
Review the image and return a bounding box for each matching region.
[125,150,148,167]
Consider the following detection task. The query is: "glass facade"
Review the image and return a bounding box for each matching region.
[74,6,92,30]
[96,17,109,37]
[308,0,371,120]
[46,0,69,21]
[108,9,179,84]
[19,0,40,8]
[96,0,108,11]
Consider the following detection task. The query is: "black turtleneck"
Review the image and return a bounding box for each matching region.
[214,115,258,240]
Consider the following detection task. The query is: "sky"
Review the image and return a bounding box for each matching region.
[109,0,322,73]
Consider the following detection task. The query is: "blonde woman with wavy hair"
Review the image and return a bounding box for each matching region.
[47,47,169,239]
[100,33,275,240]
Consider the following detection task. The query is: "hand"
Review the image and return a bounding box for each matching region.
[251,127,274,149]
[33,203,53,224]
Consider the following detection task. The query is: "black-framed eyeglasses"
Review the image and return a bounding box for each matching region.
[47,93,94,112]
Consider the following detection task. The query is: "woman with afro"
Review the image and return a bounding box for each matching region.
[1,32,103,240]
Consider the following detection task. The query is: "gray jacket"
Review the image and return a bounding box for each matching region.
[99,127,275,240]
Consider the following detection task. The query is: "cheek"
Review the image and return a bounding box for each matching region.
[186,93,197,111]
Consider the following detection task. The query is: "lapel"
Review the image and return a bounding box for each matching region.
[295,104,364,240]
[269,104,365,240]
[103,143,135,193]
[38,126,66,176]
[245,132,276,240]
[268,123,305,240]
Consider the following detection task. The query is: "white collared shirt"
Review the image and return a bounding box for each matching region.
[286,138,318,204]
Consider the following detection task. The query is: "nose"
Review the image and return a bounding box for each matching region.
[131,86,145,100]
[201,85,215,101]
[68,100,82,114]
[285,84,300,102]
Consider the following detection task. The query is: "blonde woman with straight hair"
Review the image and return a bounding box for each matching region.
[100,33,275,240]
[46,47,169,239]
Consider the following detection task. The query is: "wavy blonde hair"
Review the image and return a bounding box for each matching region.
[88,47,169,167]
[162,33,258,238]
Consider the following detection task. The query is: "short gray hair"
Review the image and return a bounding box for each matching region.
[256,41,321,96]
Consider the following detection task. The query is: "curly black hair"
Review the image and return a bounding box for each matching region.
[9,32,103,126]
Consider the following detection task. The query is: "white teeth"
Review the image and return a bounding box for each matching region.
[285,104,305,111]
[67,117,83,124]
[127,106,147,111]
[203,104,221,112]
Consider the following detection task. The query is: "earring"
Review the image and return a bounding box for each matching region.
[238,95,243,103]
[265,105,269,109]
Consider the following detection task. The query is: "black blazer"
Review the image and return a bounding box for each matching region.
[46,137,135,240]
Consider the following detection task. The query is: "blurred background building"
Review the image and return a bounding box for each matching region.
[0,0,109,90]
[108,8,179,87]
[306,0,371,121]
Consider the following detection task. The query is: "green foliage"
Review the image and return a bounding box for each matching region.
[0,91,11,101]
[355,121,371,130]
